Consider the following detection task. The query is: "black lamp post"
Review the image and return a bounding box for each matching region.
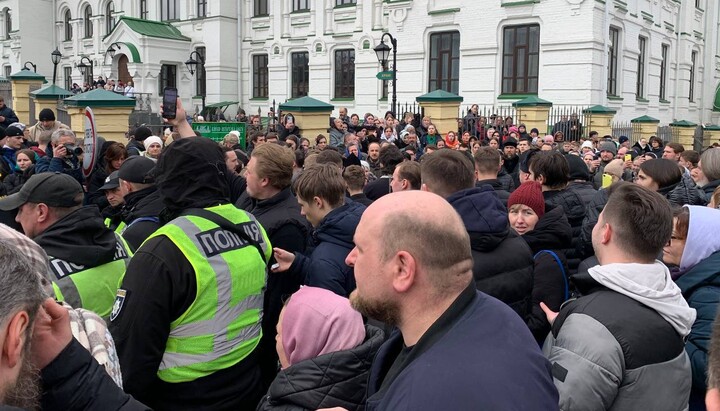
[374,33,397,117]
[185,50,205,112]
[22,61,37,72]
[51,48,62,85]
[76,56,94,85]
[104,42,121,64]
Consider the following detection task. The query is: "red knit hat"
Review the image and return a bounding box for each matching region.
[508,182,545,219]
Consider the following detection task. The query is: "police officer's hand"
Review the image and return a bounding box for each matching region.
[53,144,68,159]
[31,299,73,370]
[272,248,295,272]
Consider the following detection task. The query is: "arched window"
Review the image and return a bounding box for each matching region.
[84,5,93,38]
[105,2,115,34]
[4,9,11,40]
[64,9,72,41]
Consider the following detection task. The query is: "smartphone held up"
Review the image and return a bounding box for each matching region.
[162,87,178,120]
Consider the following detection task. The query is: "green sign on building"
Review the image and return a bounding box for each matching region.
[191,122,247,148]
[376,71,395,81]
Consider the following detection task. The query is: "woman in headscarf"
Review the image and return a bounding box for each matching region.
[663,206,720,409]
[258,287,384,410]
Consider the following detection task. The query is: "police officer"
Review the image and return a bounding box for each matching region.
[100,170,126,232]
[110,137,271,410]
[116,155,164,251]
[0,172,132,319]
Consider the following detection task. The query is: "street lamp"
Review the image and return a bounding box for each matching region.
[104,42,121,64]
[22,61,37,72]
[185,50,205,112]
[51,48,62,85]
[77,56,93,77]
[374,33,398,118]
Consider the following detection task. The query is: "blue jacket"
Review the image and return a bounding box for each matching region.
[366,285,559,410]
[290,200,365,297]
[1,146,16,174]
[675,251,720,393]
[36,143,84,184]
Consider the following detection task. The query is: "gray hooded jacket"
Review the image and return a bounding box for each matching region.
[543,262,695,411]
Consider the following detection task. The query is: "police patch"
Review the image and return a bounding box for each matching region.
[110,289,128,322]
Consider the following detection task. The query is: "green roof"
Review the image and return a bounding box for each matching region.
[669,120,697,127]
[63,88,136,107]
[111,16,191,41]
[512,96,552,107]
[704,124,720,131]
[416,89,464,103]
[30,84,73,99]
[279,96,334,113]
[206,101,239,108]
[630,115,660,123]
[583,105,617,114]
[9,70,46,81]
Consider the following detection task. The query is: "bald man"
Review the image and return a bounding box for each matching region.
[345,191,558,410]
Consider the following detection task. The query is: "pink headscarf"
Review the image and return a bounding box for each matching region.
[509,126,519,134]
[281,287,365,367]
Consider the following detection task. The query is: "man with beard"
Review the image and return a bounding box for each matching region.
[366,142,381,176]
[0,241,147,409]
[501,137,519,191]
[343,190,558,410]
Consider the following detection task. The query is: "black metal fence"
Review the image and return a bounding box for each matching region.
[0,80,11,104]
[611,121,679,144]
[56,101,71,126]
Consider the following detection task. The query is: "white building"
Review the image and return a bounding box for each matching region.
[0,0,719,127]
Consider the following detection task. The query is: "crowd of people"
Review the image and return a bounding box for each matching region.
[2,95,720,410]
[70,75,135,97]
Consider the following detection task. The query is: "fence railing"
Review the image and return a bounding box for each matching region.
[133,93,154,112]
[611,122,679,144]
[0,80,12,104]
[56,101,71,127]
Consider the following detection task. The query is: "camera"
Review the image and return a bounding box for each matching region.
[63,144,83,156]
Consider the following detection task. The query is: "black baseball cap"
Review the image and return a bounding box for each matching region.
[0,172,83,210]
[99,170,120,190]
[118,156,155,184]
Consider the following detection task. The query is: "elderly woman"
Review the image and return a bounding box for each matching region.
[258,287,383,410]
[507,182,572,342]
[663,206,720,409]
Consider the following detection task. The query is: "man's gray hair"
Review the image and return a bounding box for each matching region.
[51,128,76,143]
[0,241,46,328]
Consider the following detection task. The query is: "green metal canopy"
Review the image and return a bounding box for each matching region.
[105,16,191,41]
[583,105,617,114]
[279,96,334,113]
[64,88,136,107]
[630,115,660,123]
[669,120,697,127]
[416,89,464,103]
[30,84,73,99]
[9,70,46,81]
[512,96,552,107]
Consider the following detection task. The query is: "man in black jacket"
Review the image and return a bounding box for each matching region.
[528,151,587,273]
[474,146,511,207]
[363,144,404,201]
[0,97,19,128]
[111,137,270,410]
[235,142,311,390]
[421,150,534,318]
[0,173,131,319]
[118,156,163,251]
[0,242,147,410]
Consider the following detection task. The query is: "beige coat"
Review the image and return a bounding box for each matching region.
[26,120,69,142]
